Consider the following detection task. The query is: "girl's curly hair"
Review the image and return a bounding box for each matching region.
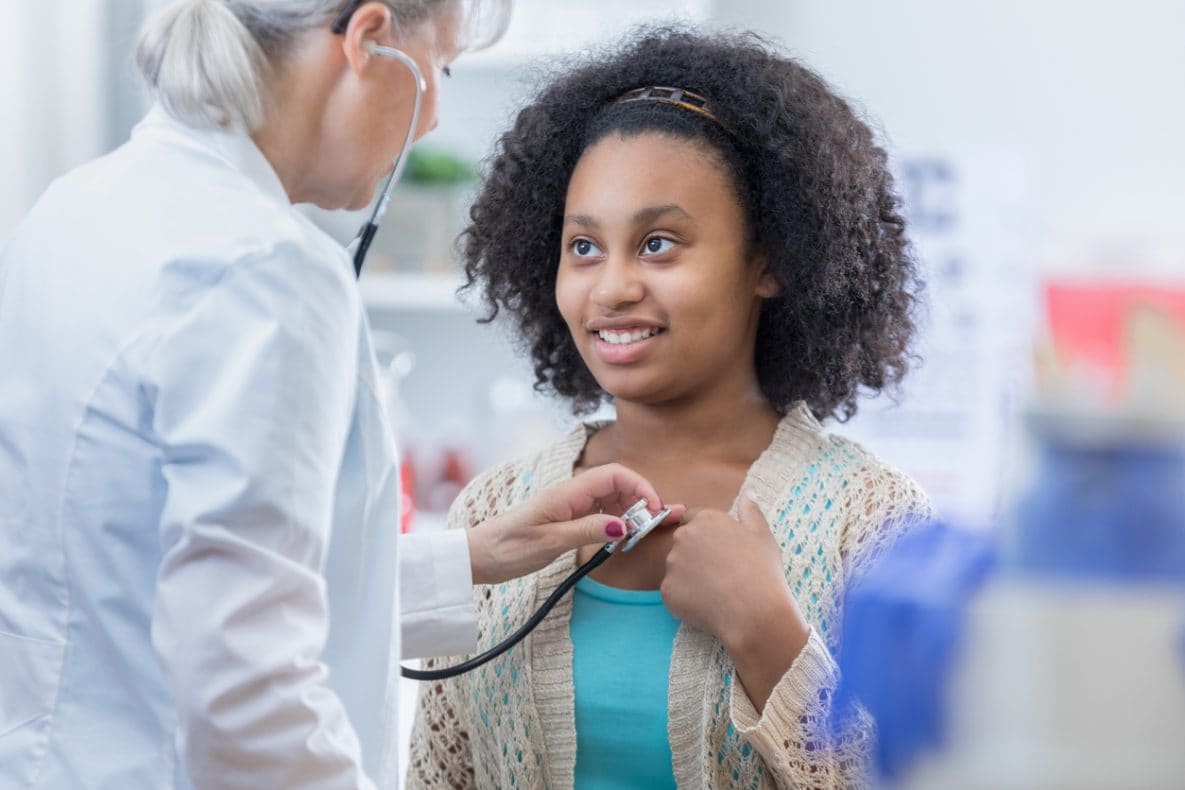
[461,26,921,422]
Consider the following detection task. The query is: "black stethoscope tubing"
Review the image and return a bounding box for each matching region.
[400,544,615,681]
[399,502,669,680]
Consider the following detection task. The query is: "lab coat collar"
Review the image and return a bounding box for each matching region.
[134,104,292,209]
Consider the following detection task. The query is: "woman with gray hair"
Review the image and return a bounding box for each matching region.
[0,2,676,788]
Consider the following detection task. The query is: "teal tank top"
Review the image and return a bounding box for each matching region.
[571,576,681,789]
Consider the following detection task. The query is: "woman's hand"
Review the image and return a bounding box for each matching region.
[661,493,810,711]
[468,463,684,585]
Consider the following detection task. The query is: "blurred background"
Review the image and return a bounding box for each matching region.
[6,0,1185,527]
[5,1,1184,786]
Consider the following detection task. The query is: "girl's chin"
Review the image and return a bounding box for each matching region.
[593,381,675,409]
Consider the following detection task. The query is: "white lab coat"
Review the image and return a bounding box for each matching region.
[0,106,475,789]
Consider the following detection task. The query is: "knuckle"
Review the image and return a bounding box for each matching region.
[600,462,625,477]
[549,528,570,551]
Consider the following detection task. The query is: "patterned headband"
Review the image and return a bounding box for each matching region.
[614,86,733,136]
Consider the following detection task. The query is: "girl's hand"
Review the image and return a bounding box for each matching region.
[661,493,810,711]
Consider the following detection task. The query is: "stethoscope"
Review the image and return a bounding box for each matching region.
[402,499,672,681]
[347,39,674,682]
[348,40,425,278]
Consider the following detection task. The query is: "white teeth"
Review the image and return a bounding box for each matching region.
[597,328,659,345]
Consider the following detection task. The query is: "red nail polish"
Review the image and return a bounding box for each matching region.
[605,520,625,538]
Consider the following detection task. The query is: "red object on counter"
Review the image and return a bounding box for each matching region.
[399,452,416,533]
[425,447,474,514]
[1045,281,1185,402]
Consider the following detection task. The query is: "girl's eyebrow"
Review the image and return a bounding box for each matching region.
[563,204,694,230]
[563,214,599,229]
[632,204,694,225]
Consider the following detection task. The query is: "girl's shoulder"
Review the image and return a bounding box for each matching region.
[767,403,929,507]
[816,430,932,518]
[757,405,933,541]
[807,430,935,573]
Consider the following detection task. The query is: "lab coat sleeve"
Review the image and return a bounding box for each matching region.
[399,529,478,659]
[145,245,374,789]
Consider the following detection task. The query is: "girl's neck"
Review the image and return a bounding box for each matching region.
[595,386,782,469]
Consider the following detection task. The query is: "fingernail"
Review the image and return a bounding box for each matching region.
[605,520,625,538]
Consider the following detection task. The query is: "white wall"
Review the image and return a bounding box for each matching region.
[0,0,112,237]
[711,0,1185,270]
[5,1,1182,493]
[5,0,1184,262]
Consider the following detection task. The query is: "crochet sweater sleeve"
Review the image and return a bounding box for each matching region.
[405,462,523,790]
[727,458,933,789]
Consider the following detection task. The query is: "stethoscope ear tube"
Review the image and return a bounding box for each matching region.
[352,222,379,277]
[400,544,615,680]
[350,43,425,278]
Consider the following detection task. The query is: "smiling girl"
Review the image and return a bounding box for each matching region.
[407,28,932,789]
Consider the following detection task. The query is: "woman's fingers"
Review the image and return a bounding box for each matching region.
[549,463,665,519]
[548,513,629,554]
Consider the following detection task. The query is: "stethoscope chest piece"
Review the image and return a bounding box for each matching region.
[616,499,672,553]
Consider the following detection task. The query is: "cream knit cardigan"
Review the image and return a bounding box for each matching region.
[407,404,932,789]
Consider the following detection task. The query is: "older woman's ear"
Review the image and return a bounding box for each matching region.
[338,1,395,77]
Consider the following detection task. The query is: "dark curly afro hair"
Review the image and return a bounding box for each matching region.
[461,26,922,422]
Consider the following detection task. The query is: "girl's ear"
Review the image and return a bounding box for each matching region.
[754,256,781,298]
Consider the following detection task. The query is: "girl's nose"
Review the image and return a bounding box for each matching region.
[591,255,644,310]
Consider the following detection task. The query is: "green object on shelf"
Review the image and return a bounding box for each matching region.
[403,148,476,184]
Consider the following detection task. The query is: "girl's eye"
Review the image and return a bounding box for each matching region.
[571,239,601,257]
[643,236,675,255]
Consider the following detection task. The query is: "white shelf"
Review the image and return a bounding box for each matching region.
[359,271,470,312]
